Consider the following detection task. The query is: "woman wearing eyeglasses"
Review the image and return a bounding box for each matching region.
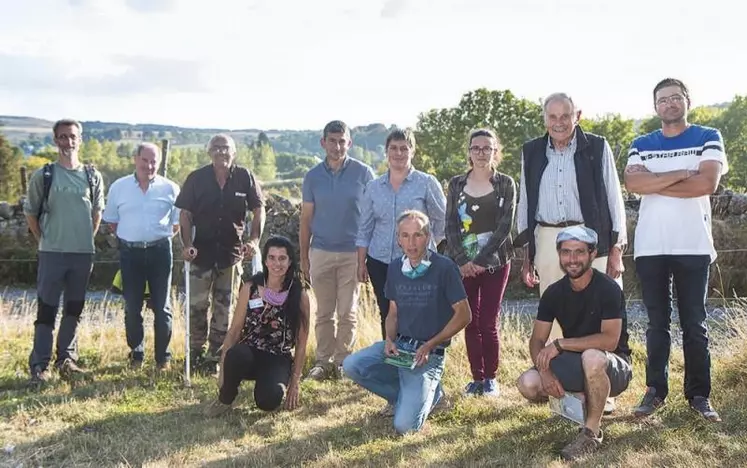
[445,128,516,397]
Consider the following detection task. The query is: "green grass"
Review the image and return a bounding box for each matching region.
[1,292,747,467]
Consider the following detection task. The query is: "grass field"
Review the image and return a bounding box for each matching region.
[1,290,747,467]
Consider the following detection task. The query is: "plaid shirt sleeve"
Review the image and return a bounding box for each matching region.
[445,176,470,266]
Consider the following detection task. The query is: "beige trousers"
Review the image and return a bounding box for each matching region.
[534,225,623,340]
[309,248,360,365]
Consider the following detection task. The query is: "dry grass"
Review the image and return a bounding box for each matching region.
[1,289,747,467]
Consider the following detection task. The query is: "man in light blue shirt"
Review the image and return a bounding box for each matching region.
[103,143,180,371]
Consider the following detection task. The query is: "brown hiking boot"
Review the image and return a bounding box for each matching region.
[58,358,89,383]
[204,400,232,418]
[560,427,603,461]
[157,361,171,372]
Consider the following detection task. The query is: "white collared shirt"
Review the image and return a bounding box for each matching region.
[103,174,180,242]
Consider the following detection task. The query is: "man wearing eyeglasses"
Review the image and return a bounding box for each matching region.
[175,134,265,374]
[625,78,727,423]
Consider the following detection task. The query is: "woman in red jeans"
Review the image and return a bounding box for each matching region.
[445,128,516,397]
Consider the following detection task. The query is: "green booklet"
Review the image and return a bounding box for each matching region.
[384,350,417,369]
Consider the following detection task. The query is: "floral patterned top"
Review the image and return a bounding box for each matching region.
[240,284,295,356]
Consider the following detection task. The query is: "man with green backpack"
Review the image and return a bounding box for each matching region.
[23,118,105,388]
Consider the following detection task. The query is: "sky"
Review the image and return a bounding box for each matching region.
[1,0,745,131]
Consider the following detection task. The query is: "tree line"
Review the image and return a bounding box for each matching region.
[1,88,746,204]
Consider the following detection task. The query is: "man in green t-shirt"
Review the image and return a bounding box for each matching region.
[23,118,105,388]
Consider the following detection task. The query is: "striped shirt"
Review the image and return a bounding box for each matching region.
[626,125,728,261]
[517,135,627,246]
[356,168,446,263]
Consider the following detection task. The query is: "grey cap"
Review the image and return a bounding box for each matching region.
[556,225,598,245]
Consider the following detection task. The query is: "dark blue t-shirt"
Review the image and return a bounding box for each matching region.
[384,252,467,346]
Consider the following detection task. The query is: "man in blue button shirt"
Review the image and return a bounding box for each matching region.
[300,120,375,380]
[103,143,180,371]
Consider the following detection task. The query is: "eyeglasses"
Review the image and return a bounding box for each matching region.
[469,146,495,156]
[210,145,232,153]
[656,94,685,106]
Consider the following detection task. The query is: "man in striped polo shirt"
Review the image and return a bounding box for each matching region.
[625,78,727,423]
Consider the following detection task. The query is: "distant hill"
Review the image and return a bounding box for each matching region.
[0,116,391,160]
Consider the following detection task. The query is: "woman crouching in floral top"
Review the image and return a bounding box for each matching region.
[206,235,310,416]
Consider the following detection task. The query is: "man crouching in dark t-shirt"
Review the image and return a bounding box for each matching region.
[516,225,632,461]
[343,209,471,434]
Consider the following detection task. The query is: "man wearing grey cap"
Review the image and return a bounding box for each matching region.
[515,226,632,461]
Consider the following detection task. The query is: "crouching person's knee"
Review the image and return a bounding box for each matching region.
[393,412,424,435]
[516,369,544,402]
[255,384,285,412]
[581,349,608,376]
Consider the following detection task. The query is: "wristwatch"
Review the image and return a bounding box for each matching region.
[553,339,563,353]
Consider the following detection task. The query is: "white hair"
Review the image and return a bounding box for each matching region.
[542,92,577,119]
[134,142,161,158]
[207,133,237,153]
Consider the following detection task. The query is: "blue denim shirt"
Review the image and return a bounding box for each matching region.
[356,168,446,264]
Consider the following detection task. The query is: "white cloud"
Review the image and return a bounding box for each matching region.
[0,0,744,129]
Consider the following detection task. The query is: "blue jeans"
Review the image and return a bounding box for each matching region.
[636,254,711,400]
[342,340,445,434]
[119,238,173,364]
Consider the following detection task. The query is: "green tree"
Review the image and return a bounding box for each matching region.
[0,134,24,201]
[253,143,276,181]
[414,88,544,183]
[580,114,636,175]
[712,95,747,190]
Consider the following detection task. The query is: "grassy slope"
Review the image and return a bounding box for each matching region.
[1,293,746,468]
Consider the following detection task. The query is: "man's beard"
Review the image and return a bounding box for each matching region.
[562,261,592,279]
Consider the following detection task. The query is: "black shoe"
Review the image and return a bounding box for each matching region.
[689,396,721,422]
[634,387,665,417]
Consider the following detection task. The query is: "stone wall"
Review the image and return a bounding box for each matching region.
[2,190,747,297]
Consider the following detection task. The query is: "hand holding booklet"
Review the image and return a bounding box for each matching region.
[548,392,586,425]
[384,349,417,370]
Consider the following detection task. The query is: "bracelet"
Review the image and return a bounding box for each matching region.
[553,339,563,353]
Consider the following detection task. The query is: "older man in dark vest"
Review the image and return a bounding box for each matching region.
[516,92,627,413]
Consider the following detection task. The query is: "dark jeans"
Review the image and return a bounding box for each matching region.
[119,238,173,364]
[636,254,711,400]
[366,255,390,340]
[463,264,511,381]
[29,251,94,371]
[219,342,292,411]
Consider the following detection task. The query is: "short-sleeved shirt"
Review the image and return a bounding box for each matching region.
[384,252,467,346]
[102,174,180,243]
[626,125,728,262]
[175,164,264,269]
[537,269,630,359]
[355,168,447,263]
[23,162,105,254]
[302,156,375,252]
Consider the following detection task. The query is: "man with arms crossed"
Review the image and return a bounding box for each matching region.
[300,120,375,380]
[103,143,180,371]
[516,226,632,461]
[625,78,726,422]
[24,118,105,387]
[343,210,471,434]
